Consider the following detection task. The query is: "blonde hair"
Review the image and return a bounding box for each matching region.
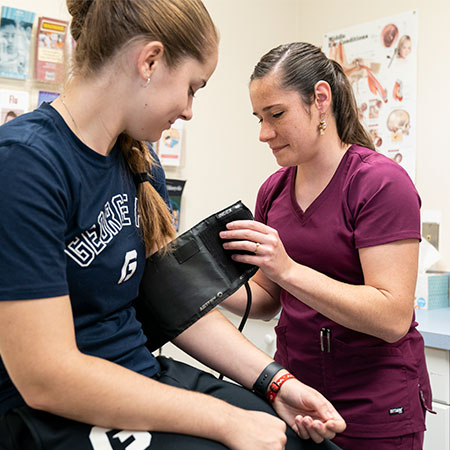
[66,0,218,255]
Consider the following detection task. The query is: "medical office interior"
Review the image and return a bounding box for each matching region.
[2,0,450,448]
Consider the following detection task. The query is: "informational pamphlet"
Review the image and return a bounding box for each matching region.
[0,6,35,79]
[0,89,29,124]
[157,119,184,167]
[37,90,59,107]
[166,179,186,232]
[35,16,68,83]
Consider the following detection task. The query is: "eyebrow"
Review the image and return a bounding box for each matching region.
[252,104,283,116]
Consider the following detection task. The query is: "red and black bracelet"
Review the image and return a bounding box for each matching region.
[267,373,295,403]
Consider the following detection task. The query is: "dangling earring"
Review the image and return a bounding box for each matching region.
[143,76,151,88]
[318,113,327,136]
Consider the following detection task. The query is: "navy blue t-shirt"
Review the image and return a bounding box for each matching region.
[0,103,161,414]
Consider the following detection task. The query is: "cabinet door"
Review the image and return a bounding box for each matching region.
[425,347,450,404]
[423,402,450,450]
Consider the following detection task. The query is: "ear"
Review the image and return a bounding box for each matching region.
[313,80,332,114]
[137,41,165,82]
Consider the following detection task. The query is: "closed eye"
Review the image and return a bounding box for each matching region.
[272,112,284,118]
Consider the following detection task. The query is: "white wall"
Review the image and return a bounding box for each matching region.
[3,0,449,270]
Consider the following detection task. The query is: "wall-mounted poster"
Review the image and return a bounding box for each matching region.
[35,17,68,83]
[324,10,418,181]
[0,6,35,79]
[0,89,29,124]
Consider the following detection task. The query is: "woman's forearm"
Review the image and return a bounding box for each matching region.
[220,274,281,320]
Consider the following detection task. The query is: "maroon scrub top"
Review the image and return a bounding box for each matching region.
[255,145,432,438]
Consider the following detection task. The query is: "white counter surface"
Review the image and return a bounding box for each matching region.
[416,307,450,350]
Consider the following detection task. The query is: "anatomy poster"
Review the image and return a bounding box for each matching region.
[324,10,418,181]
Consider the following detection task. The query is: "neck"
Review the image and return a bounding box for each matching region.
[53,76,126,155]
[294,133,350,211]
[298,134,350,184]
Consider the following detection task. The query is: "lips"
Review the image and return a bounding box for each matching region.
[270,144,288,153]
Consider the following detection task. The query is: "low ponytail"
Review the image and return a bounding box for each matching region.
[330,60,374,150]
[118,135,175,256]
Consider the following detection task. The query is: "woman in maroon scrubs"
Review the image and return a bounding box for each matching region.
[221,42,432,450]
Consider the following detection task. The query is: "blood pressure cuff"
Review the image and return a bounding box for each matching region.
[134,200,258,351]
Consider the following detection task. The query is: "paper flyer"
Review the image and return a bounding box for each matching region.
[166,179,186,232]
[324,10,418,181]
[35,16,68,83]
[157,119,184,167]
[0,6,35,79]
[0,89,29,124]
[37,90,59,107]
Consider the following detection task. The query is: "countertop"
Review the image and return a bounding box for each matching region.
[416,307,450,350]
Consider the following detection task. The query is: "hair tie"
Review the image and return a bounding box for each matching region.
[134,172,150,184]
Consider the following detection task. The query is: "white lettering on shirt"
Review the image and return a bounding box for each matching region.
[65,194,137,267]
[89,426,152,449]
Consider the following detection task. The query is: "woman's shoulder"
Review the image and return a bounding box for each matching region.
[0,103,63,156]
[346,145,414,186]
[343,145,419,209]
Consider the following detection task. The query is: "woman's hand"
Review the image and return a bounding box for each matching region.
[222,409,287,450]
[273,375,346,443]
[220,220,292,284]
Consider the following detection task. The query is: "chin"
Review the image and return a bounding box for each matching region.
[275,155,296,167]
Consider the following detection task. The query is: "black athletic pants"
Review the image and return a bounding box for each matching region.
[0,357,340,449]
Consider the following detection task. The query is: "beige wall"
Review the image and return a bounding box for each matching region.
[4,0,450,270]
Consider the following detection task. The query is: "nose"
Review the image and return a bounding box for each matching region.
[259,121,276,142]
[178,97,193,121]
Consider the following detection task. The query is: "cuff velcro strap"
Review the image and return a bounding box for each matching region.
[252,361,284,399]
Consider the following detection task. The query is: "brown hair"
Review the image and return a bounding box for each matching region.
[66,0,218,255]
[250,42,375,150]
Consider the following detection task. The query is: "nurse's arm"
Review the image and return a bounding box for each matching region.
[277,239,419,343]
[220,270,281,320]
[221,217,418,343]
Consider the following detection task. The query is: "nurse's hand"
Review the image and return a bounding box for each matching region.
[272,374,346,443]
[220,220,292,284]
